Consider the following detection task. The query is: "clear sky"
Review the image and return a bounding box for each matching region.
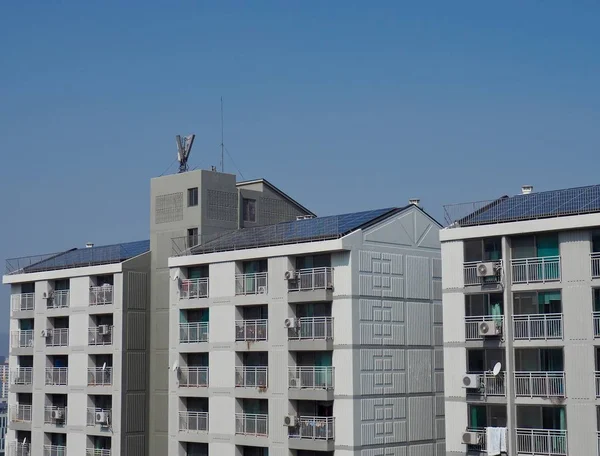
[1,2,599,336]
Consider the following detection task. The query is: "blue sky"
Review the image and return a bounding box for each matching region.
[0,2,599,335]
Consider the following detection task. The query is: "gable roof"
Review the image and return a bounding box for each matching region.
[236,178,315,216]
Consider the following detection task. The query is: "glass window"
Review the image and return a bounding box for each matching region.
[593,231,600,252]
[188,265,208,279]
[187,228,198,247]
[243,198,256,223]
[187,187,198,207]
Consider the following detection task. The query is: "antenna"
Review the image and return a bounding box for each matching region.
[220,97,224,172]
[176,134,196,173]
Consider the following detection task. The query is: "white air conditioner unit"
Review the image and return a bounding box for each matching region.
[283,415,297,427]
[258,286,267,294]
[284,270,297,280]
[96,411,110,425]
[51,409,64,420]
[41,329,51,338]
[462,431,481,445]
[478,321,501,337]
[98,325,111,336]
[289,377,299,388]
[284,318,296,328]
[476,262,497,277]
[462,374,480,389]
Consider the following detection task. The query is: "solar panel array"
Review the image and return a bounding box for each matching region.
[459,184,600,226]
[192,207,400,254]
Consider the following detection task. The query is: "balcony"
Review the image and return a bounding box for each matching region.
[7,443,30,456]
[592,253,600,278]
[596,371,600,398]
[288,317,333,340]
[235,413,268,437]
[179,411,209,432]
[179,367,209,387]
[289,416,335,441]
[90,285,113,305]
[11,367,33,385]
[464,261,503,286]
[88,367,112,386]
[288,366,334,390]
[43,445,67,456]
[10,404,32,423]
[48,290,70,309]
[235,320,268,342]
[88,326,113,346]
[46,328,69,347]
[45,367,68,386]
[86,450,111,456]
[516,428,567,455]
[464,428,487,452]
[11,330,34,348]
[466,372,506,397]
[288,267,333,292]
[180,278,209,299]
[11,293,34,312]
[594,312,600,338]
[514,372,565,398]
[513,314,563,340]
[86,407,112,427]
[179,323,209,344]
[511,257,561,284]
[464,315,504,341]
[235,366,268,388]
[235,273,268,296]
[44,405,67,425]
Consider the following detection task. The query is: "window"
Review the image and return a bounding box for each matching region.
[187,228,198,247]
[243,198,256,223]
[464,238,502,262]
[187,187,198,207]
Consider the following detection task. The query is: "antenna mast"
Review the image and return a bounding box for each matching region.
[176,134,196,173]
[220,97,224,172]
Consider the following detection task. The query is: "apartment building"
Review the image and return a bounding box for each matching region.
[441,184,600,456]
[1,362,8,402]
[2,241,150,456]
[167,204,444,456]
[1,401,6,456]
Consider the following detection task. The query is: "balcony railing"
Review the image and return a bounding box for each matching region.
[235,272,268,295]
[235,366,268,388]
[288,317,333,340]
[11,293,34,312]
[179,411,209,432]
[594,312,600,338]
[11,330,34,348]
[86,407,112,426]
[235,319,268,342]
[86,450,111,456]
[90,285,113,305]
[48,290,70,309]
[466,372,506,396]
[8,443,30,456]
[88,367,113,386]
[289,416,335,440]
[513,314,563,340]
[516,428,567,455]
[11,367,33,385]
[464,428,487,451]
[10,404,32,422]
[44,405,67,425]
[592,253,600,278]
[596,371,600,398]
[43,445,67,456]
[464,261,503,286]
[288,366,335,390]
[511,256,561,284]
[179,322,209,343]
[180,278,209,299]
[179,367,209,387]
[235,413,268,436]
[464,315,504,341]
[46,328,69,347]
[45,367,68,386]
[88,326,113,346]
[514,372,565,397]
[288,267,333,291]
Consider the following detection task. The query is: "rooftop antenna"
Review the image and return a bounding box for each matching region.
[176,134,196,173]
[220,97,224,172]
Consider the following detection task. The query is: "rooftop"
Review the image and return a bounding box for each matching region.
[5,240,150,275]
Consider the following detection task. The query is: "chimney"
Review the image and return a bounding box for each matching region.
[409,198,420,206]
[521,185,533,195]
[85,243,94,248]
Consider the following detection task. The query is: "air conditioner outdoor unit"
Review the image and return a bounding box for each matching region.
[289,377,299,388]
[258,286,267,294]
[462,431,481,445]
[284,270,297,280]
[478,321,501,337]
[284,318,297,328]
[98,325,111,336]
[283,415,297,427]
[476,262,497,277]
[51,409,64,420]
[96,411,110,425]
[41,329,51,338]
[462,374,480,389]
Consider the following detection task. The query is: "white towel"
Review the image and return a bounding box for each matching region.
[500,427,507,452]
[486,427,507,455]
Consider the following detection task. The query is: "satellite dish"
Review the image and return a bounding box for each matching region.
[23,438,27,445]
[492,362,502,377]
[172,360,179,372]
[102,362,107,371]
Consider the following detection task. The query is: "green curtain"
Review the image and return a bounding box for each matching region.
[538,292,561,313]
[537,235,559,257]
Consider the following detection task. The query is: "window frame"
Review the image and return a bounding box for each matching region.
[187,187,199,207]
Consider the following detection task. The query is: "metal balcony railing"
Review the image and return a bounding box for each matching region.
[466,372,506,396]
[596,371,600,398]
[594,312,600,338]
[43,445,67,456]
[511,256,561,284]
[86,407,112,426]
[288,317,333,340]
[464,428,487,451]
[10,404,32,422]
[47,290,70,309]
[11,330,34,348]
[235,272,268,295]
[11,293,34,312]
[235,319,268,342]
[44,405,67,425]
[46,328,69,347]
[11,367,33,385]
[90,285,113,305]
[288,267,333,291]
[88,326,113,346]
[180,278,209,299]
[463,261,503,286]
[86,450,111,456]
[464,315,504,340]
[179,322,209,343]
[179,411,209,432]
[513,314,563,340]
[514,372,565,397]
[7,443,30,456]
[289,416,335,440]
[516,429,567,455]
[88,367,113,386]
[45,367,68,386]
[235,366,268,388]
[235,413,268,436]
[592,253,600,279]
[179,367,209,387]
[288,366,335,389]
